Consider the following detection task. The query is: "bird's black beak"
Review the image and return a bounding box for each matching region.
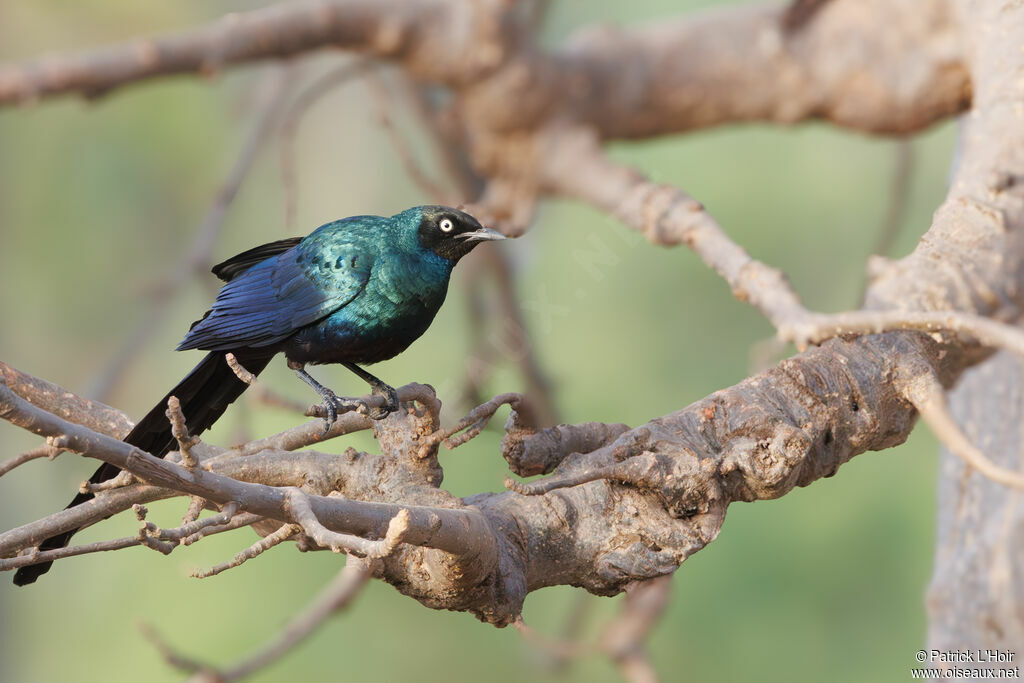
[457,227,507,242]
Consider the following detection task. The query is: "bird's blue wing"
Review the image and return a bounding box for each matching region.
[210,237,303,282]
[178,235,374,351]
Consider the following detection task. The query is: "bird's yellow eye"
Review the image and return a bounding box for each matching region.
[439,218,454,233]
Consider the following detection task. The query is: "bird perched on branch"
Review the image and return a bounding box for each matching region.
[13,205,505,586]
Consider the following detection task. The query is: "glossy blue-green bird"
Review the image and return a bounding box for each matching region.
[14,205,504,586]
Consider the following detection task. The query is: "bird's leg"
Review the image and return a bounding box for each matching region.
[343,363,399,419]
[288,361,397,433]
[289,362,369,433]
[291,363,339,432]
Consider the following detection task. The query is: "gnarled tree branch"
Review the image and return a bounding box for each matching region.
[3,0,1024,680]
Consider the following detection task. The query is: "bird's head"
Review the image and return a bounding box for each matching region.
[412,205,506,261]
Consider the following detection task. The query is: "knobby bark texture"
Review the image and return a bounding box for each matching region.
[2,0,1023,678]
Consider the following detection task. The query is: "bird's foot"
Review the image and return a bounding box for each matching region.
[294,364,399,432]
[316,387,398,434]
[368,381,399,420]
[317,392,365,434]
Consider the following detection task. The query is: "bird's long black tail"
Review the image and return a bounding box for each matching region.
[12,348,275,586]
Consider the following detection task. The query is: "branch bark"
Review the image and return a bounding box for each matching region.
[3,0,1024,678]
[0,1,458,103]
[0,0,968,140]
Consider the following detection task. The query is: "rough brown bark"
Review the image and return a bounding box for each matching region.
[1,0,1022,678]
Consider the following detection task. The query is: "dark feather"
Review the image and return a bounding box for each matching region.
[12,348,275,585]
[180,238,374,352]
[211,237,302,282]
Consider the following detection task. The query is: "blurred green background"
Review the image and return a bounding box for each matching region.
[0,1,954,682]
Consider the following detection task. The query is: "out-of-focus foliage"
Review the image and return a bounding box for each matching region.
[0,1,952,682]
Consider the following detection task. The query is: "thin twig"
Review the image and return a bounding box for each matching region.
[0,536,145,571]
[505,461,639,496]
[140,623,213,677]
[548,593,596,672]
[512,616,593,659]
[228,414,373,456]
[0,440,65,477]
[192,523,299,578]
[417,392,521,458]
[161,501,242,541]
[82,468,134,494]
[601,576,673,683]
[135,502,248,554]
[204,559,376,682]
[182,512,264,546]
[135,503,178,555]
[0,502,254,574]
[504,473,580,496]
[905,374,1024,490]
[514,577,670,682]
[183,496,207,525]
[783,310,1024,356]
[392,75,557,425]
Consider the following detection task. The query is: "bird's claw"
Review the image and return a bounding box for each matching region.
[368,382,400,420]
[315,390,365,435]
[318,390,341,435]
[318,385,398,434]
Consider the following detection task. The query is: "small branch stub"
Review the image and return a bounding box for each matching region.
[225,352,258,385]
[166,396,201,469]
[283,488,411,558]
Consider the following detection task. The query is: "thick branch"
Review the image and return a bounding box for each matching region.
[1,0,967,141]
[465,0,968,139]
[0,1,462,104]
[0,360,133,438]
[0,382,493,562]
